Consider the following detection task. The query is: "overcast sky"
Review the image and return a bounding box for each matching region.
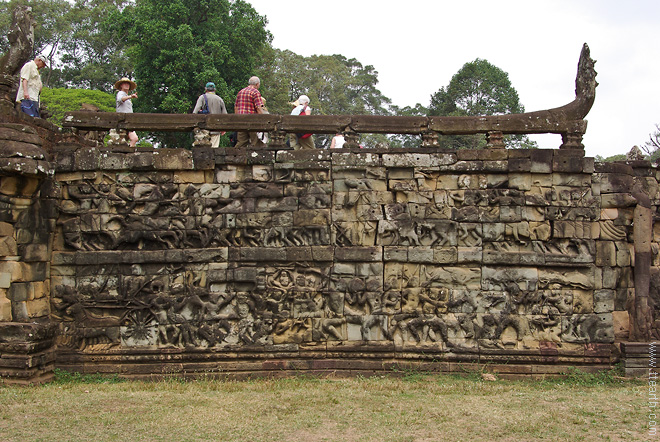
[246,0,659,158]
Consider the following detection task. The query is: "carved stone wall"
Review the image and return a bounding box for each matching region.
[41,144,658,378]
[0,122,57,383]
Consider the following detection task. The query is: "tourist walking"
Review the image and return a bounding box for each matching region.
[114,77,139,148]
[193,82,228,147]
[234,76,265,148]
[290,95,314,150]
[16,55,47,118]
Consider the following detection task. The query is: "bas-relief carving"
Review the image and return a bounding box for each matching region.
[51,150,655,356]
[51,259,613,351]
[57,178,336,250]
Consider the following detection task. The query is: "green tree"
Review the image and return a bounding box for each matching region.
[55,0,134,91]
[429,58,536,149]
[388,103,428,148]
[124,0,270,147]
[0,0,73,84]
[256,48,392,147]
[594,154,627,163]
[256,49,391,116]
[40,87,115,126]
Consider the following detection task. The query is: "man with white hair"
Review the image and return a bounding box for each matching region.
[290,94,314,149]
[234,76,265,147]
[16,54,47,118]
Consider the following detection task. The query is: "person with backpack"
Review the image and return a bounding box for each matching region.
[290,95,314,149]
[193,82,228,147]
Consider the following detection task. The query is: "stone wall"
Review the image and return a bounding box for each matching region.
[0,109,657,381]
[38,142,658,379]
[0,121,58,383]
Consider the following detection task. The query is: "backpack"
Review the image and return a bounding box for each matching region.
[198,94,210,114]
[296,105,312,139]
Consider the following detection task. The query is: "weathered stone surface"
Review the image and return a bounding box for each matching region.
[2,43,660,381]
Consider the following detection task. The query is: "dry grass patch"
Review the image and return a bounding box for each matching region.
[0,369,648,441]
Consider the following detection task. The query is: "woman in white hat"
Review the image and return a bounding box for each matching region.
[114,77,139,147]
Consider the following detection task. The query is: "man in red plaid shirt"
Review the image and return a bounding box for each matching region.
[234,76,265,147]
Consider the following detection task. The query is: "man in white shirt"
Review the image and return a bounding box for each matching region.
[16,55,46,118]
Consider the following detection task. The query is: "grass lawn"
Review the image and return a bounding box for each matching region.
[0,368,649,442]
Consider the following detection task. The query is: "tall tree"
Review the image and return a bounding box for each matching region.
[256,48,392,147]
[429,58,536,149]
[0,0,73,83]
[256,48,391,116]
[125,0,270,147]
[128,0,270,114]
[56,0,134,91]
[388,103,428,148]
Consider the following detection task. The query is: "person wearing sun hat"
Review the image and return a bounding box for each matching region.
[114,77,139,147]
[193,81,228,147]
[16,54,47,118]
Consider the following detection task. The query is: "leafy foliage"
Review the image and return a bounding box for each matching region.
[388,103,428,148]
[256,48,391,117]
[124,0,271,147]
[127,0,270,113]
[429,58,536,149]
[594,153,627,163]
[41,87,115,126]
[54,0,135,91]
[0,0,132,91]
[256,48,393,147]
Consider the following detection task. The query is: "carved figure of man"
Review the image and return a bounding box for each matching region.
[16,54,46,117]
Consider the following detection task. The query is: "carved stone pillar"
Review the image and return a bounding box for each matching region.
[630,190,653,341]
[0,6,34,112]
[268,129,287,148]
[192,128,212,147]
[560,131,585,149]
[421,131,439,148]
[343,130,360,149]
[486,131,505,149]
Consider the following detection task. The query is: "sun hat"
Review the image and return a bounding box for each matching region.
[298,95,310,105]
[114,77,137,91]
[205,82,216,91]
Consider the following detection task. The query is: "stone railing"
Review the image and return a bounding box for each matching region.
[62,44,597,151]
[62,112,586,150]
